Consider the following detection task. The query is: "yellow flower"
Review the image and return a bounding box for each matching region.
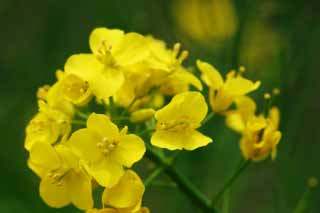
[151,91,212,150]
[38,71,75,117]
[145,36,188,72]
[102,170,144,212]
[113,64,151,107]
[28,142,93,210]
[225,96,256,133]
[24,101,71,151]
[159,66,203,96]
[59,73,92,106]
[197,60,260,113]
[240,107,282,161]
[68,113,146,187]
[65,27,149,101]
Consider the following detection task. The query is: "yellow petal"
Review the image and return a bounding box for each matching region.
[67,171,93,210]
[68,128,104,163]
[65,54,124,101]
[28,160,47,178]
[224,76,260,97]
[65,54,103,82]
[151,130,212,150]
[155,91,208,125]
[111,134,146,167]
[29,142,61,171]
[209,89,233,113]
[88,160,124,187]
[269,107,280,129]
[92,67,125,101]
[39,176,70,208]
[234,96,256,119]
[89,28,124,55]
[102,170,144,209]
[247,116,267,132]
[87,113,119,138]
[225,112,246,133]
[171,67,203,91]
[196,60,224,90]
[112,32,149,66]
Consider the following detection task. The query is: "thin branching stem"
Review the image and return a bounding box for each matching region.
[212,160,251,206]
[145,144,216,213]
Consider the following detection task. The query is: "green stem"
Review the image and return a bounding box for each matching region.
[222,189,231,213]
[144,151,181,187]
[202,112,215,125]
[146,144,216,213]
[212,160,251,206]
[71,120,86,126]
[150,180,177,189]
[120,98,136,116]
[112,116,130,121]
[138,128,155,136]
[144,166,166,187]
[76,111,89,119]
[293,187,315,213]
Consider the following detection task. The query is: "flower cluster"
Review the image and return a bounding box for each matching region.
[24,27,282,212]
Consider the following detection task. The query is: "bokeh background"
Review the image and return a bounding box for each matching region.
[0,0,319,212]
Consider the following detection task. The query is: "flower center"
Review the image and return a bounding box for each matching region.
[62,75,90,101]
[96,40,116,66]
[47,169,70,187]
[252,128,266,144]
[157,119,192,132]
[96,137,119,155]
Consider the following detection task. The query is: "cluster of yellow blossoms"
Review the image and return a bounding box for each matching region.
[24,27,282,212]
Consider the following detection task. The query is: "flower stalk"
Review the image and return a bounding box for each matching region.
[212,160,251,206]
[145,144,216,213]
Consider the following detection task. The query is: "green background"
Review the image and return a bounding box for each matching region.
[0,0,319,212]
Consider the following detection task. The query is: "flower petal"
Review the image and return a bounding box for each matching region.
[39,176,70,208]
[102,170,144,209]
[29,142,61,171]
[65,54,124,101]
[155,91,208,125]
[87,113,119,139]
[197,60,224,90]
[68,128,104,163]
[224,76,260,97]
[67,171,93,210]
[64,54,103,81]
[151,130,212,150]
[88,160,124,187]
[89,28,124,55]
[111,134,146,167]
[112,32,149,66]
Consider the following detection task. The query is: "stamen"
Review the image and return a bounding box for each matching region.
[97,143,104,148]
[102,149,110,154]
[102,137,109,143]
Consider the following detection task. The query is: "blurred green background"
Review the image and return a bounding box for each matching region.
[0,0,319,212]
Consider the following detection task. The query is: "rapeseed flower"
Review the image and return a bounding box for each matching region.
[197,60,260,113]
[28,142,93,210]
[240,107,282,161]
[65,28,149,101]
[68,113,145,187]
[151,91,212,150]
[24,101,71,150]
